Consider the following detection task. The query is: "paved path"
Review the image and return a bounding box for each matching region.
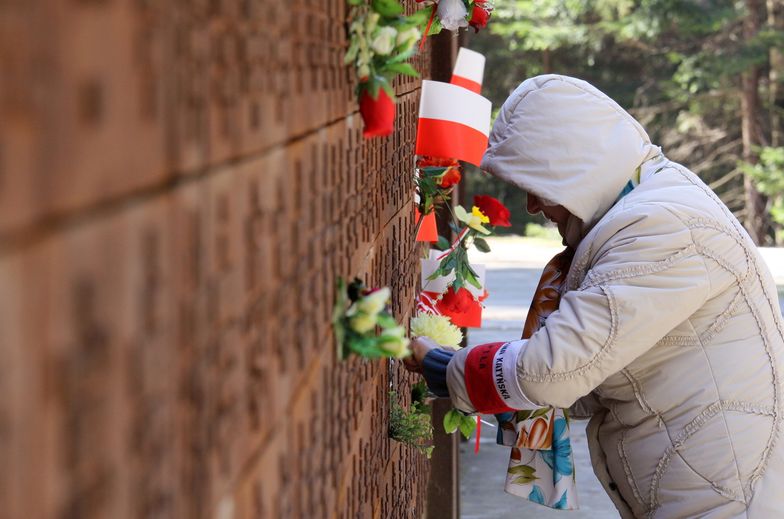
[460,237,784,518]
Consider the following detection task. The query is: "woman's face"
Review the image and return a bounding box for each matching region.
[526,193,572,238]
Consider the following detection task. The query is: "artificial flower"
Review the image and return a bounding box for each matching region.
[365,11,380,35]
[417,156,460,168]
[437,0,469,31]
[396,26,421,52]
[474,194,511,227]
[371,26,398,55]
[349,312,377,333]
[410,313,463,348]
[468,1,492,32]
[439,167,462,188]
[359,87,395,138]
[357,286,391,315]
[378,326,411,358]
[439,286,476,314]
[358,63,371,80]
[455,205,491,234]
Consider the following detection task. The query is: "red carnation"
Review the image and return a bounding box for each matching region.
[469,3,491,32]
[359,87,395,138]
[439,286,475,314]
[417,156,460,169]
[439,167,462,188]
[474,195,511,227]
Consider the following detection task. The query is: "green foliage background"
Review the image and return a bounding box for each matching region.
[461,0,784,243]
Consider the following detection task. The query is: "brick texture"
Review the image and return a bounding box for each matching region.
[0,1,432,518]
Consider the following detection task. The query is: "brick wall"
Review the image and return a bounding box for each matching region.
[0,1,433,518]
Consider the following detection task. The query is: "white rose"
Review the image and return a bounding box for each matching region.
[349,312,377,334]
[396,26,421,50]
[356,287,391,315]
[437,0,469,31]
[371,26,398,55]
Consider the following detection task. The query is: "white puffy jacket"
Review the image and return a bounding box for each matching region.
[447,75,784,518]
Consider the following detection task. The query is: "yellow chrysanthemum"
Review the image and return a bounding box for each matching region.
[410,313,463,349]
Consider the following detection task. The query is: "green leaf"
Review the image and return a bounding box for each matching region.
[473,237,491,253]
[508,464,537,476]
[435,235,451,251]
[376,312,397,329]
[367,79,382,99]
[422,166,448,177]
[372,0,404,17]
[386,48,416,65]
[516,410,532,421]
[443,409,462,434]
[405,8,432,27]
[464,268,483,290]
[411,380,428,404]
[458,415,477,439]
[383,62,419,77]
[426,14,442,35]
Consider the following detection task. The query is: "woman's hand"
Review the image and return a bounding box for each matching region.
[403,336,440,374]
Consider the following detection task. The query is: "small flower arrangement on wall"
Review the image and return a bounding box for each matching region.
[389,381,434,457]
[416,0,494,36]
[415,156,461,217]
[427,195,510,293]
[344,0,424,138]
[333,278,411,359]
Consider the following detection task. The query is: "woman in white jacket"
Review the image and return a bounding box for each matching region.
[408,75,784,518]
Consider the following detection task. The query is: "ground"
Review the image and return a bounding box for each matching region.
[460,236,784,518]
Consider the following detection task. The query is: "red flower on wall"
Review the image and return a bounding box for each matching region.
[359,88,395,138]
[439,167,462,188]
[468,1,492,32]
[439,286,476,314]
[417,156,460,169]
[473,195,511,227]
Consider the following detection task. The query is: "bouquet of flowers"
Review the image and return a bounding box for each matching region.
[389,381,435,457]
[427,194,510,293]
[416,0,494,36]
[415,156,462,217]
[345,0,425,137]
[333,278,411,359]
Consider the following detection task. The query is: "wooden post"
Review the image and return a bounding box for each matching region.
[426,27,461,519]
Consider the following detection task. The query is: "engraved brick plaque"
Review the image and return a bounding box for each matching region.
[0,1,432,518]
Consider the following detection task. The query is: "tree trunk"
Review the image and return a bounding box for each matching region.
[767,0,783,244]
[742,0,770,245]
[542,48,552,74]
[769,0,784,148]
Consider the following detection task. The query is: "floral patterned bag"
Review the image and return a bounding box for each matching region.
[497,247,579,509]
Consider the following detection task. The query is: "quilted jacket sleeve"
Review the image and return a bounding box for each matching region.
[446,204,711,414]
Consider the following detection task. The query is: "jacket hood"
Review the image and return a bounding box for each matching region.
[480,74,661,228]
